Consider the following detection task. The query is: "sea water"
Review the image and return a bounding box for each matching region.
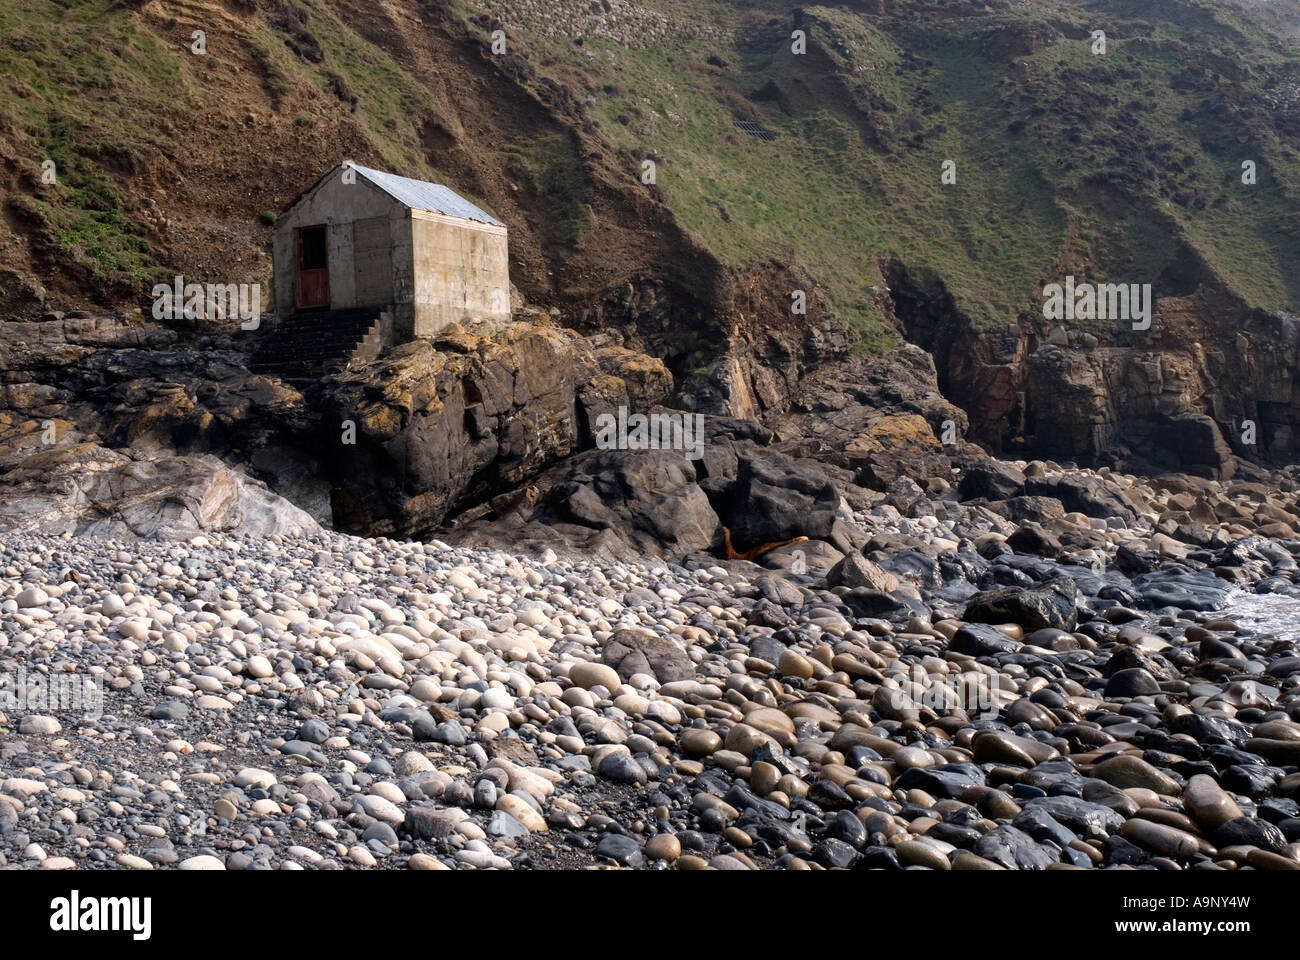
[1218,588,1300,642]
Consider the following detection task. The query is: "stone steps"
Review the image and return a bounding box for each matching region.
[250,308,384,382]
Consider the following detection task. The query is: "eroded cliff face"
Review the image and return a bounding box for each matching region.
[571,262,854,422]
[891,259,1300,478]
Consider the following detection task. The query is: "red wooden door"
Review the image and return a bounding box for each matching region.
[295,225,330,309]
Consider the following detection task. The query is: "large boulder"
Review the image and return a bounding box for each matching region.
[601,628,694,683]
[1005,521,1063,556]
[719,449,840,548]
[0,445,319,538]
[546,449,720,556]
[1024,473,1138,522]
[996,496,1066,525]
[963,576,1079,631]
[958,460,1027,501]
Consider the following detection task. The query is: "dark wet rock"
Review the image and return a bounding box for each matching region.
[809,779,855,809]
[1219,765,1279,798]
[974,824,1058,870]
[895,763,986,799]
[1168,713,1250,746]
[1104,667,1162,698]
[724,784,791,821]
[964,576,1079,631]
[949,623,1022,657]
[1257,798,1299,825]
[1266,656,1300,679]
[940,549,992,583]
[859,845,902,870]
[1206,743,1272,769]
[958,460,1026,501]
[813,837,859,869]
[595,833,644,867]
[929,821,982,849]
[1013,806,1079,850]
[1022,795,1125,840]
[1211,816,1288,853]
[842,588,927,620]
[824,809,868,848]
[1114,544,1161,577]
[1131,569,1230,611]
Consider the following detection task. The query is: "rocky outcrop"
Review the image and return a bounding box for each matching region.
[771,343,972,492]
[958,460,1026,501]
[319,321,674,539]
[8,299,1298,565]
[328,340,981,558]
[546,449,721,556]
[0,315,324,538]
[445,424,842,560]
[0,310,858,554]
[0,446,319,538]
[1024,343,1242,479]
[964,577,1079,632]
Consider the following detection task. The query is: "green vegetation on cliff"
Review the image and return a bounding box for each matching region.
[0,0,1297,344]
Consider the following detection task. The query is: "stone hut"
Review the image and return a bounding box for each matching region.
[271,161,510,344]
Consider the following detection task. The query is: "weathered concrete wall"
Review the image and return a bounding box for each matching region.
[274,168,507,343]
[273,172,408,321]
[411,212,510,337]
[389,215,415,343]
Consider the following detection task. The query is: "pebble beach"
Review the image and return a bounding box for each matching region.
[3,506,1300,871]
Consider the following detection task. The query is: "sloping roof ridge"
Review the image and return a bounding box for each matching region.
[348,163,505,227]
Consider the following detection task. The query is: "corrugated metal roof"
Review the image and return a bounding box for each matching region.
[350,164,505,227]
